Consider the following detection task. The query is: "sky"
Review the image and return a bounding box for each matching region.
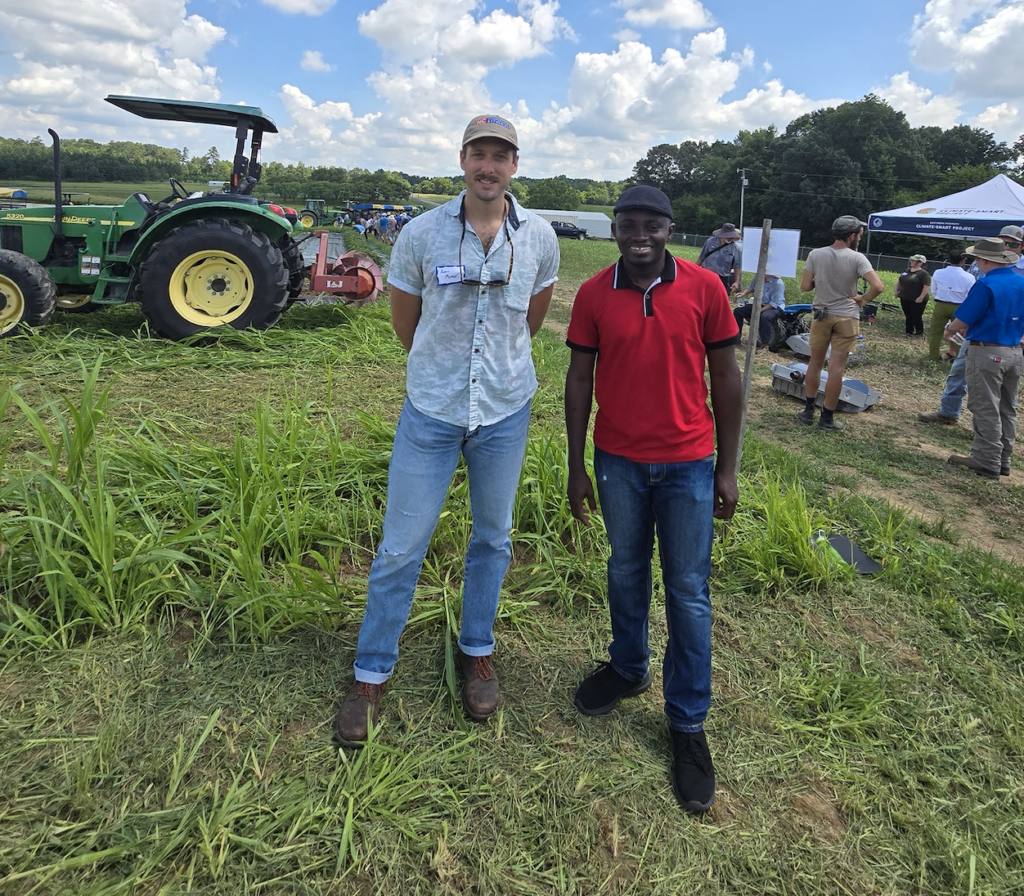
[1,0,1023,180]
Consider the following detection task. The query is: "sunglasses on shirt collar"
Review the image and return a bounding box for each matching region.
[459,219,514,286]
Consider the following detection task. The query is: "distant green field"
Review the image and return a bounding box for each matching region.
[0,180,213,206]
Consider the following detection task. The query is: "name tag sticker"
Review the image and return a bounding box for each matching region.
[436,265,463,286]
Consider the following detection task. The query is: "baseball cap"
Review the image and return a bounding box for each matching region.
[998,224,1023,243]
[613,184,673,218]
[833,215,867,234]
[910,254,927,263]
[462,114,518,150]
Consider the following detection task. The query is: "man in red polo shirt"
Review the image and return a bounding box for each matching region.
[564,184,742,813]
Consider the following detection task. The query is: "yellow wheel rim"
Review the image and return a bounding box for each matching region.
[168,249,254,326]
[299,212,316,228]
[57,293,93,310]
[0,273,26,335]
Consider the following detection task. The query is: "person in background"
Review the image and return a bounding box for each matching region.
[797,215,885,432]
[928,249,974,362]
[698,223,742,296]
[968,225,1024,279]
[919,227,1024,425]
[565,185,741,814]
[945,237,1024,479]
[896,254,931,337]
[733,272,785,347]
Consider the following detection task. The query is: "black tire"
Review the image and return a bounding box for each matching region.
[0,248,57,337]
[137,218,288,341]
[298,209,319,229]
[277,235,306,301]
[767,316,789,352]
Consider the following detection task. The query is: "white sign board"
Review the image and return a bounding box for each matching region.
[741,227,801,279]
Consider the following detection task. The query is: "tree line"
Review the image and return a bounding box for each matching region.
[3,95,1020,252]
[628,94,1024,254]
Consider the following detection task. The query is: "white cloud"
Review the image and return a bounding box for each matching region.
[614,29,641,42]
[0,0,225,138]
[258,0,337,14]
[910,0,1024,98]
[970,102,1024,144]
[299,50,333,71]
[614,0,713,30]
[874,72,961,127]
[267,5,835,179]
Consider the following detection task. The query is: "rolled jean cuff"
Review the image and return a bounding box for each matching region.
[457,640,494,657]
[352,664,392,685]
[669,722,705,734]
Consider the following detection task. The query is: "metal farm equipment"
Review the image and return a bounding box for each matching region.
[0,95,382,341]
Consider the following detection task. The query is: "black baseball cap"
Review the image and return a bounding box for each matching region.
[613,185,673,219]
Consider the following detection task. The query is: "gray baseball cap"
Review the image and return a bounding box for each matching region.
[833,215,867,234]
[998,224,1024,242]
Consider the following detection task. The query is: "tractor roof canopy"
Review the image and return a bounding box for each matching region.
[104,96,278,134]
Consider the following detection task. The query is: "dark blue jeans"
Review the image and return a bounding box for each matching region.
[594,448,715,732]
[734,304,780,345]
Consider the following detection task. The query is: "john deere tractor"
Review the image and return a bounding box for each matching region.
[0,96,313,341]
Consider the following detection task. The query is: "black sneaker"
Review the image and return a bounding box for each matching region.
[795,407,815,426]
[818,416,844,432]
[671,728,716,813]
[574,661,652,716]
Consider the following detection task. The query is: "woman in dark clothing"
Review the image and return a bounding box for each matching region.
[897,254,932,336]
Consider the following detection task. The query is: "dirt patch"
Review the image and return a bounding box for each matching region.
[789,788,845,843]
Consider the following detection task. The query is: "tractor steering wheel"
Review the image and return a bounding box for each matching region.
[168,177,190,201]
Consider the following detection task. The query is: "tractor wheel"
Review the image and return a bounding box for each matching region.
[298,209,319,229]
[137,218,288,341]
[0,249,57,337]
[277,235,306,302]
[56,292,102,314]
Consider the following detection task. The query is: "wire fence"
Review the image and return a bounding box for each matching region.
[672,232,943,276]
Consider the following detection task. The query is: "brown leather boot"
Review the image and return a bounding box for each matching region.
[459,651,500,721]
[335,680,386,746]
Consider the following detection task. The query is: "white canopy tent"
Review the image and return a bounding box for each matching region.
[868,173,1024,242]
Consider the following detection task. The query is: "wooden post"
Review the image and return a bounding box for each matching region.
[737,219,772,465]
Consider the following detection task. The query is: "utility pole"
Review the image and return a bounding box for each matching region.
[737,168,749,232]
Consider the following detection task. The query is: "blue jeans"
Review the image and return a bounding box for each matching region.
[593,448,715,732]
[353,398,531,683]
[939,339,969,419]
[734,304,780,345]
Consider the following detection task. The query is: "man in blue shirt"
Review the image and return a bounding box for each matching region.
[335,114,560,746]
[733,272,785,346]
[946,237,1024,479]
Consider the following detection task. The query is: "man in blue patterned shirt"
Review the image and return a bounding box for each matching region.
[336,114,560,746]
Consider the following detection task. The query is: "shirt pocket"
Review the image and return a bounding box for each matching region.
[501,284,531,313]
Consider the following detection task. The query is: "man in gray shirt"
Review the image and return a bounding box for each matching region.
[698,223,742,296]
[797,215,884,431]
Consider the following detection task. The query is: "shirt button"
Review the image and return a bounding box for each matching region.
[478,319,483,324]
[474,348,480,353]
[471,378,477,383]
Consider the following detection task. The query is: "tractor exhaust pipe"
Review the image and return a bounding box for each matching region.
[48,128,63,243]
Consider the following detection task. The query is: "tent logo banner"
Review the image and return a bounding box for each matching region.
[917,207,936,214]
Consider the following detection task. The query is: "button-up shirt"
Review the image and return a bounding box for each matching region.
[387,191,560,429]
[741,275,786,310]
[930,264,975,305]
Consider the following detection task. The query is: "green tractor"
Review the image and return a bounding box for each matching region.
[297,200,326,229]
[0,96,317,341]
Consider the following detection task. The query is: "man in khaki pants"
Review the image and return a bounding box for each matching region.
[797,215,884,431]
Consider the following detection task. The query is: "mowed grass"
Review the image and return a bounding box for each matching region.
[1,238,1024,894]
